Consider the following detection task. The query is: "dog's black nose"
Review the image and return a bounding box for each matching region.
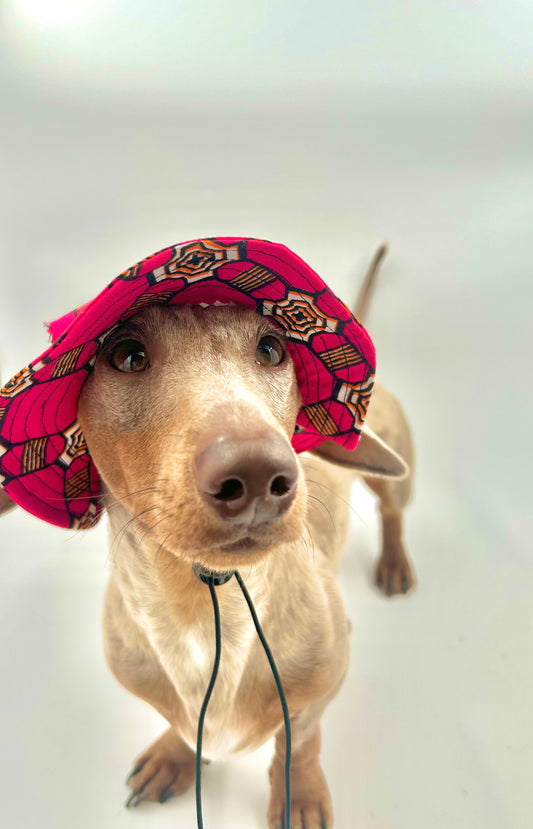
[195,432,298,526]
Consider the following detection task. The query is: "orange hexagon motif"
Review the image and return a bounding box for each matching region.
[335,377,374,430]
[59,421,89,467]
[71,502,99,530]
[262,291,340,342]
[0,366,35,399]
[151,240,242,284]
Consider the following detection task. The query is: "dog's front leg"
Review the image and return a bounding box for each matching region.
[268,704,335,829]
[125,726,196,807]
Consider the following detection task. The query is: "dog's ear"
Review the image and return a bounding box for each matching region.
[0,487,16,517]
[310,426,408,479]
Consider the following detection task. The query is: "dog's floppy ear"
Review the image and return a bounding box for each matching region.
[0,487,16,517]
[310,426,408,479]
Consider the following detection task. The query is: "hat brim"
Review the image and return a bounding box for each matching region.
[0,237,375,529]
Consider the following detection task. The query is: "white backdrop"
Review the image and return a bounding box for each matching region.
[1,2,531,828]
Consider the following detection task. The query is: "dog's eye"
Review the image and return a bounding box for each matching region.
[255,335,285,367]
[108,340,150,373]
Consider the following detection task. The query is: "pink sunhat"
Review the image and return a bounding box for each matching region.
[0,237,375,530]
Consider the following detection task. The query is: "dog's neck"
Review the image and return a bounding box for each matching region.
[104,495,272,626]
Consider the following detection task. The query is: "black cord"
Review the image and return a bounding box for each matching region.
[195,577,222,829]
[195,568,292,829]
[234,570,292,829]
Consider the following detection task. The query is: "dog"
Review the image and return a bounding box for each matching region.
[0,241,415,828]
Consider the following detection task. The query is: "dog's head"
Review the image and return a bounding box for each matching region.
[0,237,399,552]
[78,304,305,570]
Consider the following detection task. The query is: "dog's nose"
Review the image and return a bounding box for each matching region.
[195,432,298,526]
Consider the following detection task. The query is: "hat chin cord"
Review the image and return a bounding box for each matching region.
[192,564,292,829]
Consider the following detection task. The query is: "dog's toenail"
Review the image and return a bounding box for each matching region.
[125,791,143,808]
[159,789,173,803]
[125,765,142,785]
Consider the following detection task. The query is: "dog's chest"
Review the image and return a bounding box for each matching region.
[141,590,269,759]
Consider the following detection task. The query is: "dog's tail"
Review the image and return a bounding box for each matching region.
[353,242,388,322]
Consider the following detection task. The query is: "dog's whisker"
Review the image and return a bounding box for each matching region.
[105,487,163,507]
[111,505,160,556]
[301,522,317,568]
[305,494,337,535]
[152,531,177,576]
[305,475,367,525]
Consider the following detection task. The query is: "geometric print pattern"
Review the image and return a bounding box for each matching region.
[0,237,376,530]
[318,343,365,371]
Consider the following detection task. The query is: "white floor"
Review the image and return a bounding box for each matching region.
[1,458,530,829]
[1,3,532,827]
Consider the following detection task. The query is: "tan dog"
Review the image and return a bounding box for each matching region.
[1,247,415,828]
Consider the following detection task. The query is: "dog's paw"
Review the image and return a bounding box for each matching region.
[125,727,196,808]
[269,799,332,829]
[375,550,416,596]
[268,765,333,829]
[268,794,333,829]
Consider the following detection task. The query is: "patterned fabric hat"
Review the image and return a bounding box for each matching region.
[0,237,375,529]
